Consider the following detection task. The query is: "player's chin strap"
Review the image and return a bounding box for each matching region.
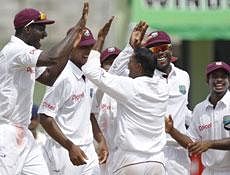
[223,116,230,131]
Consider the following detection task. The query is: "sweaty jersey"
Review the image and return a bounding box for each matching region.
[0,36,44,127]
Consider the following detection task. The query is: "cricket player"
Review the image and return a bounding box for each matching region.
[38,26,108,175]
[144,31,191,175]
[165,61,230,175]
[92,46,121,174]
[0,3,88,175]
[82,20,169,175]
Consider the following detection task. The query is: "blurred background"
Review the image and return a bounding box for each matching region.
[0,0,229,109]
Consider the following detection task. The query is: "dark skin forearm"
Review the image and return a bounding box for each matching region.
[90,113,108,164]
[92,38,105,53]
[209,138,230,150]
[92,16,114,53]
[36,2,88,86]
[166,115,193,148]
[39,114,73,151]
[36,33,76,86]
[90,113,105,143]
[169,127,193,148]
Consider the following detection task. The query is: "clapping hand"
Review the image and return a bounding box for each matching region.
[130,21,148,48]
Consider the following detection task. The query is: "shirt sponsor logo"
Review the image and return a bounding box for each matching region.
[71,92,84,102]
[199,122,212,131]
[179,85,186,95]
[42,101,56,111]
[100,104,111,111]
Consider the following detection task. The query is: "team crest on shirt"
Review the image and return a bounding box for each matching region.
[179,85,186,95]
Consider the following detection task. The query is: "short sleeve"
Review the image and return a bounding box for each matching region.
[16,47,42,67]
[38,79,68,118]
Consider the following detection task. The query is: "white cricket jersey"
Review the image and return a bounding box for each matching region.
[38,61,94,145]
[95,93,117,150]
[164,63,191,144]
[0,36,44,127]
[188,90,230,171]
[82,50,169,161]
[108,43,133,76]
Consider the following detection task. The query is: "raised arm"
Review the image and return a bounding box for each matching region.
[92,16,114,52]
[36,2,89,86]
[108,21,148,76]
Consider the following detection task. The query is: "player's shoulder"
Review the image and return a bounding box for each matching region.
[173,65,189,75]
[52,66,72,87]
[173,65,190,80]
[193,99,207,114]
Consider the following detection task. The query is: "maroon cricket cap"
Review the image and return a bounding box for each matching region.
[79,28,96,47]
[100,47,121,63]
[14,8,55,29]
[206,61,230,76]
[144,31,171,48]
[67,27,96,47]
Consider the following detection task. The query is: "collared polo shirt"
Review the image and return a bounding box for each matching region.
[164,63,191,143]
[0,36,44,127]
[38,61,94,145]
[188,90,230,171]
[109,44,191,145]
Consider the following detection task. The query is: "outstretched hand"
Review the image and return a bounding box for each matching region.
[93,16,114,51]
[73,2,89,48]
[98,16,114,41]
[129,21,148,48]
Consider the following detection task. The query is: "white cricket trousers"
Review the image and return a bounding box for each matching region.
[164,144,190,175]
[111,148,165,175]
[0,123,49,175]
[202,167,230,175]
[114,161,165,175]
[43,140,100,175]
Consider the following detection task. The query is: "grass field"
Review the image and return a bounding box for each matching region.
[33,82,46,106]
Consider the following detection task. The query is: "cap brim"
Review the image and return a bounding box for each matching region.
[101,52,120,63]
[79,39,96,47]
[33,19,55,25]
[144,40,171,48]
[207,66,230,75]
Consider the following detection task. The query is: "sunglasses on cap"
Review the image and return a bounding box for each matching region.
[149,44,172,54]
[24,12,47,27]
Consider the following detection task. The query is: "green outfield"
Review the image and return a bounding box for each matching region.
[33,82,46,106]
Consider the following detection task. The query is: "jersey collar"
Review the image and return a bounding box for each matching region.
[68,61,84,80]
